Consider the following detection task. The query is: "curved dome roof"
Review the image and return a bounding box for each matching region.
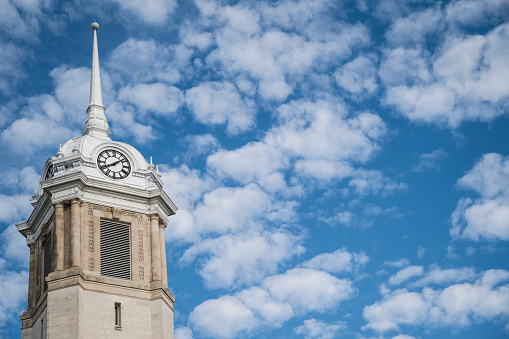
[60,135,149,171]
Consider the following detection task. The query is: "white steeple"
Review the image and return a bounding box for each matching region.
[83,22,111,139]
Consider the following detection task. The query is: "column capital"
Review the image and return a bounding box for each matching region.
[148,214,159,221]
[70,198,82,205]
[53,201,64,209]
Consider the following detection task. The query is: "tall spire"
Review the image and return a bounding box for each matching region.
[84,22,110,139]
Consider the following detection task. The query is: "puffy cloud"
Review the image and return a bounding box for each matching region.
[0,270,28,328]
[335,55,378,96]
[384,258,410,268]
[189,264,356,338]
[348,169,407,196]
[0,166,40,194]
[263,268,355,313]
[0,194,36,224]
[301,247,368,274]
[0,42,28,95]
[268,100,386,181]
[110,0,177,25]
[207,141,287,190]
[175,327,193,339]
[0,225,29,268]
[186,82,256,134]
[386,6,442,46]
[451,153,509,241]
[412,267,477,287]
[201,1,370,101]
[106,102,157,144]
[118,83,184,116]
[180,231,304,289]
[294,319,347,339]
[445,0,509,27]
[0,0,52,41]
[383,23,509,127]
[175,326,194,339]
[388,266,424,286]
[190,295,257,339]
[108,38,191,84]
[363,269,509,333]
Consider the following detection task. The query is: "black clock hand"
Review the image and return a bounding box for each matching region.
[107,159,121,167]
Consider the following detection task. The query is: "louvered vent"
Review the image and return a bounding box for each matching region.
[43,236,52,291]
[100,219,131,280]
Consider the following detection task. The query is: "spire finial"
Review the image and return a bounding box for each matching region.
[83,22,111,139]
[57,143,64,157]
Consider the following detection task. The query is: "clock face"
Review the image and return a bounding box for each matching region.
[97,149,131,179]
[45,164,55,180]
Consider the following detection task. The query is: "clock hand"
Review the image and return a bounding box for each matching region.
[107,159,121,167]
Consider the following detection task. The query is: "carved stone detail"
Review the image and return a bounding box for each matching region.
[88,221,94,252]
[112,206,121,220]
[139,266,144,280]
[138,230,144,261]
[88,257,94,270]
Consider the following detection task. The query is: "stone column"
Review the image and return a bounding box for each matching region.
[54,202,64,271]
[150,215,161,282]
[70,199,81,267]
[27,244,36,310]
[159,223,168,287]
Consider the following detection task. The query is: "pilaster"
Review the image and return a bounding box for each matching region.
[150,215,161,282]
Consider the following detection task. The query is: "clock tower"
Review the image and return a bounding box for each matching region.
[16,23,177,338]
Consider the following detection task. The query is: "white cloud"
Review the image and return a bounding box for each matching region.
[417,246,426,258]
[175,326,194,339]
[383,23,509,127]
[335,55,378,96]
[50,65,90,123]
[386,6,442,46]
[0,0,49,41]
[1,166,40,194]
[111,0,177,25]
[363,269,509,333]
[412,267,476,287]
[348,169,407,196]
[189,266,356,338]
[379,47,431,87]
[207,141,287,190]
[263,268,355,313]
[363,289,432,332]
[384,258,410,268]
[118,83,184,116]
[295,318,347,339]
[388,266,424,286]
[186,81,256,134]
[106,102,157,144]
[0,194,35,224]
[413,149,448,172]
[0,270,28,328]
[201,1,371,101]
[190,295,257,339]
[445,0,509,28]
[1,225,29,268]
[108,38,191,84]
[392,335,416,339]
[451,153,509,241]
[0,42,28,94]
[302,247,368,274]
[180,230,304,289]
[267,100,386,181]
[184,134,219,159]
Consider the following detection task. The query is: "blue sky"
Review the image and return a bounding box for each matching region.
[1,0,509,338]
